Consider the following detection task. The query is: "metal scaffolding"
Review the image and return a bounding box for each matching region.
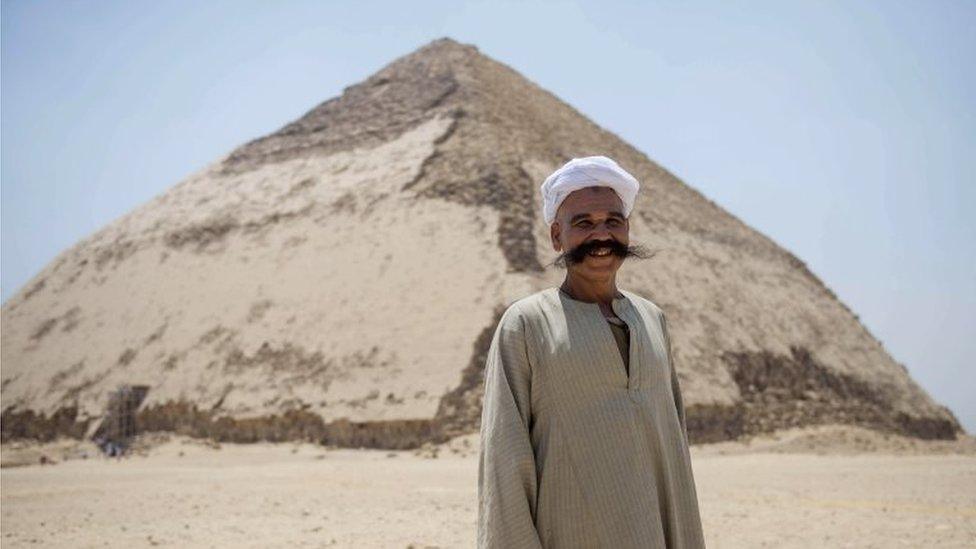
[91,384,149,456]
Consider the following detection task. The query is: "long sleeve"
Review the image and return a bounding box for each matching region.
[478,305,544,549]
[660,311,689,440]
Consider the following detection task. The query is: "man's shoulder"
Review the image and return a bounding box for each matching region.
[499,288,558,323]
[620,289,666,320]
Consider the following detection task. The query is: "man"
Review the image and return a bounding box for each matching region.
[477,156,705,548]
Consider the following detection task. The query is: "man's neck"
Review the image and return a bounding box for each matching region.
[560,273,621,306]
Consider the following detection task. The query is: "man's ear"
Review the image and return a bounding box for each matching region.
[550,222,562,252]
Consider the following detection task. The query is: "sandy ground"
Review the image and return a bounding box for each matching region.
[2,426,974,548]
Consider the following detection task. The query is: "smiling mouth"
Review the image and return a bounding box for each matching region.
[588,248,613,257]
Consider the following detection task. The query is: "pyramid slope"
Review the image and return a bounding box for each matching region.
[1,38,960,445]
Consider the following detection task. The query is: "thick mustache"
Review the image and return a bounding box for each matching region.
[550,239,654,268]
[569,239,629,262]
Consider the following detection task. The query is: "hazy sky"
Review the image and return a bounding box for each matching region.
[2,1,973,432]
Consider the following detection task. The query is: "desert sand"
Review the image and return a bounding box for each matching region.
[2,425,974,548]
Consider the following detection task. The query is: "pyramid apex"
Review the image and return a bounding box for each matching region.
[396,36,484,67]
[419,36,479,54]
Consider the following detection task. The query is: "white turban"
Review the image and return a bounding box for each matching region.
[540,156,640,225]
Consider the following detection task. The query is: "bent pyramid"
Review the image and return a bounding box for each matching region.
[1,38,961,446]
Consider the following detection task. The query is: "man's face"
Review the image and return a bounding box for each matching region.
[550,186,630,279]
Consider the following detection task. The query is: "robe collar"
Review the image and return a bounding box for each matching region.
[553,286,633,317]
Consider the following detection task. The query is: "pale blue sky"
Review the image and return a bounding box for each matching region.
[2,1,973,432]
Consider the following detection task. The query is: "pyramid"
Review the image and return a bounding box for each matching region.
[1,38,961,447]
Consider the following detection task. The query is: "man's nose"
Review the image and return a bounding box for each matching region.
[590,222,614,238]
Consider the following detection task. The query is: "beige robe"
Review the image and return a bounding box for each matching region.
[478,287,705,548]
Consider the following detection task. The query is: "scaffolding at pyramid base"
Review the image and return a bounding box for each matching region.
[90,384,149,456]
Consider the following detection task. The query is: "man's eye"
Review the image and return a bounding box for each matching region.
[608,218,621,226]
[576,221,592,228]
